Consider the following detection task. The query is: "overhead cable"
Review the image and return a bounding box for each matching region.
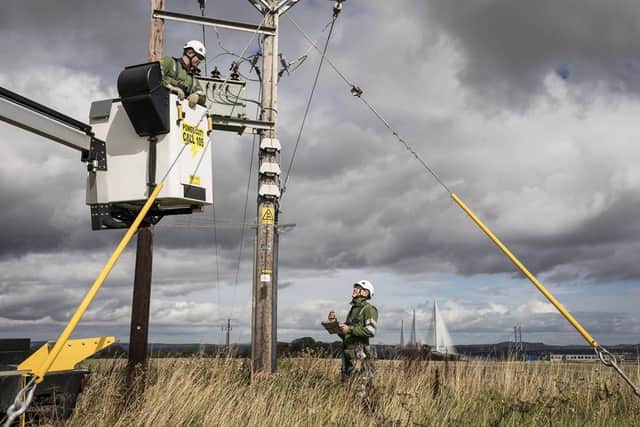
[286,13,451,195]
[190,14,268,304]
[281,12,339,202]
[234,91,260,297]
[286,12,640,398]
[199,0,208,76]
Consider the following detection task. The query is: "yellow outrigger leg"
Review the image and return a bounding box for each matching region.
[30,183,164,383]
[19,337,116,373]
[451,192,640,397]
[4,184,164,427]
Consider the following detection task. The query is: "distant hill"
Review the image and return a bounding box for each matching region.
[30,339,640,360]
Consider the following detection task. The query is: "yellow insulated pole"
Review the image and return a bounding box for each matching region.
[450,192,599,348]
[32,183,164,383]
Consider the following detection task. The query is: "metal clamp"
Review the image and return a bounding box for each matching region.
[350,85,363,97]
[81,137,107,172]
[596,346,640,397]
[3,377,37,427]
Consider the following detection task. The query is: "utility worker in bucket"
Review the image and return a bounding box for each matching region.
[328,280,378,393]
[160,40,207,108]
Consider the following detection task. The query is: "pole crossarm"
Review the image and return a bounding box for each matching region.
[211,114,274,133]
[153,9,276,35]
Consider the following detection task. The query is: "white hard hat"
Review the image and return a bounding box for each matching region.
[184,40,206,58]
[354,280,374,298]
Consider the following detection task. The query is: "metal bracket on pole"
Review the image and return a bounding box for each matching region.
[210,114,274,134]
[248,0,272,14]
[153,9,276,35]
[275,0,300,14]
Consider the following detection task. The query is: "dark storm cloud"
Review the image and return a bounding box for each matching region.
[5,0,640,285]
[0,0,263,81]
[3,0,640,346]
[0,1,148,80]
[424,0,640,104]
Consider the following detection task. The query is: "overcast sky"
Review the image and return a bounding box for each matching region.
[1,0,640,348]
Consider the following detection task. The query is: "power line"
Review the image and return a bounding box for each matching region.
[192,13,268,133]
[286,15,358,98]
[199,0,208,76]
[233,80,262,305]
[280,12,340,203]
[211,155,221,307]
[235,132,257,289]
[185,13,268,310]
[197,0,218,304]
[286,14,452,195]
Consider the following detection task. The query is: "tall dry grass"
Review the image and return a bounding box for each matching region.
[56,356,640,426]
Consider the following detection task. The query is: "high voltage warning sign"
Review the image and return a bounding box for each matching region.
[261,207,275,225]
[181,122,205,158]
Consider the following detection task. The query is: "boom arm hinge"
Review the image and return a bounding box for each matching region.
[81,137,107,172]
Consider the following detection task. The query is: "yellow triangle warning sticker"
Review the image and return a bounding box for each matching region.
[261,207,275,225]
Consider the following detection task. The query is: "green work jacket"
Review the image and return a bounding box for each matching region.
[159,56,206,106]
[340,297,378,348]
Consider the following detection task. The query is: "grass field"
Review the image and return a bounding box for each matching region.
[51,356,640,426]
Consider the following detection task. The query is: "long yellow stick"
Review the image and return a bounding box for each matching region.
[451,192,599,348]
[32,184,164,383]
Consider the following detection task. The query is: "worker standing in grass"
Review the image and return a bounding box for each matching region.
[159,40,207,108]
[327,280,378,397]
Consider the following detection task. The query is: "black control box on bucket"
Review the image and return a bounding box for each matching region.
[117,62,170,137]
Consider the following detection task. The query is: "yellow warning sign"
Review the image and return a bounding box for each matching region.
[189,175,201,186]
[181,122,205,158]
[261,207,275,225]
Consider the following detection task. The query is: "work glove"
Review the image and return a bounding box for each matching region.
[167,84,185,100]
[187,93,199,109]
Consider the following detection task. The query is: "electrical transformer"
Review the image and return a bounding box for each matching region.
[199,76,247,133]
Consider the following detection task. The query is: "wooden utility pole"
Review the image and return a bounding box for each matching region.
[127,0,164,377]
[252,4,279,378]
[148,0,165,62]
[128,225,154,371]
